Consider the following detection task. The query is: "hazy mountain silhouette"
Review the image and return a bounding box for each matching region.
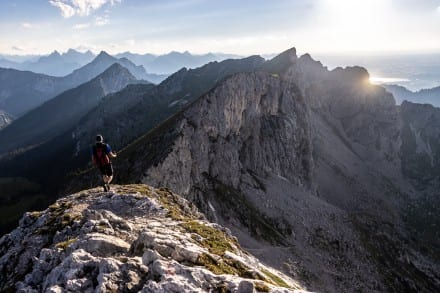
[115,51,241,75]
[384,84,440,106]
[0,68,67,117]
[17,49,95,76]
[0,63,138,155]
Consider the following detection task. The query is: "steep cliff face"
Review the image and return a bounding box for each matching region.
[307,67,404,208]
[143,71,313,198]
[108,71,388,292]
[96,49,440,292]
[0,184,306,292]
[72,56,265,154]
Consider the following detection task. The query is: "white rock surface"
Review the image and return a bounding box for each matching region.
[0,185,308,292]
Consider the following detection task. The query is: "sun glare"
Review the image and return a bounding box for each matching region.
[369,76,410,84]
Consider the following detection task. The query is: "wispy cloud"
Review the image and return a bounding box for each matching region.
[21,22,34,29]
[11,46,25,52]
[49,0,121,18]
[437,5,440,12]
[73,23,91,29]
[95,16,109,26]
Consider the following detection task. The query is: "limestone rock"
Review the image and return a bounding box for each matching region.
[0,184,306,292]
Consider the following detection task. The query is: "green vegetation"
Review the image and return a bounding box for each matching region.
[114,185,290,289]
[197,253,240,275]
[260,268,291,288]
[36,201,79,237]
[181,220,236,255]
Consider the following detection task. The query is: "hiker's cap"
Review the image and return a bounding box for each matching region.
[96,134,103,142]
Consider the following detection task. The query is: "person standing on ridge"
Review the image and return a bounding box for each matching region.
[92,134,117,192]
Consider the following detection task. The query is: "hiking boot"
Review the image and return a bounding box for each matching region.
[106,183,110,191]
[103,184,109,192]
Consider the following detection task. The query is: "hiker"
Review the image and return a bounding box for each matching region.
[92,134,117,192]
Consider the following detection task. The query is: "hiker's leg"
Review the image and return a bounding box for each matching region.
[107,175,113,184]
[102,175,109,183]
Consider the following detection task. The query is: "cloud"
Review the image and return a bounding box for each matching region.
[95,16,109,26]
[11,46,25,51]
[437,5,440,12]
[49,0,121,18]
[73,23,91,29]
[21,22,34,29]
[50,1,76,18]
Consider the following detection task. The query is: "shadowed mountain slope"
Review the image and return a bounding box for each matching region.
[0,64,138,155]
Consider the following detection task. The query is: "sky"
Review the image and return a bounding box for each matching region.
[0,0,439,56]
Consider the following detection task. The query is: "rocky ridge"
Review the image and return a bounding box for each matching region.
[91,49,440,292]
[0,184,308,292]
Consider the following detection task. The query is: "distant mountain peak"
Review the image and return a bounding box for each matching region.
[50,50,61,57]
[87,63,137,86]
[96,51,113,59]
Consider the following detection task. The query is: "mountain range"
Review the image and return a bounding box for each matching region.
[69,48,439,292]
[1,49,241,77]
[0,50,160,120]
[0,54,264,234]
[0,49,95,76]
[0,63,138,156]
[0,47,439,292]
[384,84,440,106]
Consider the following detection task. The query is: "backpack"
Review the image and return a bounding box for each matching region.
[93,143,110,166]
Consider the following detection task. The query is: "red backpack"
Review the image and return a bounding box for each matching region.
[93,144,110,166]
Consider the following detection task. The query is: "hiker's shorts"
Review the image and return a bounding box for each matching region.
[99,164,113,177]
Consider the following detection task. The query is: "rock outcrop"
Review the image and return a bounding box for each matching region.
[95,49,439,292]
[0,184,307,292]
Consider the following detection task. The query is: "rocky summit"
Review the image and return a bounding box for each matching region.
[0,184,310,293]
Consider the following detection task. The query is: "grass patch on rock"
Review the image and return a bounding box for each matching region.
[260,268,291,288]
[181,220,235,256]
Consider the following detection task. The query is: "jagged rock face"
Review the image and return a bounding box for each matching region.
[309,69,402,176]
[29,47,440,292]
[143,71,313,200]
[106,51,440,292]
[0,184,305,292]
[72,55,265,153]
[119,71,393,292]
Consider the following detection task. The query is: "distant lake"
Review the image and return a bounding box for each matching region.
[317,53,440,91]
